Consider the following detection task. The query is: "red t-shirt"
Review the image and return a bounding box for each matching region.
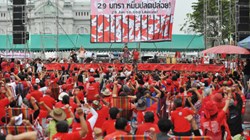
[30,90,43,102]
[201,111,226,139]
[171,107,194,133]
[137,103,159,124]
[52,132,81,140]
[76,92,84,102]
[87,105,109,128]
[0,98,10,125]
[136,122,160,135]
[101,119,131,135]
[10,62,15,69]
[39,95,56,110]
[1,61,8,72]
[104,130,128,140]
[72,121,93,140]
[133,51,140,60]
[85,82,100,101]
[21,81,28,88]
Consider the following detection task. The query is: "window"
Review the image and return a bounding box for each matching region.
[84,12,86,16]
[81,12,83,16]
[75,12,77,16]
[87,12,89,16]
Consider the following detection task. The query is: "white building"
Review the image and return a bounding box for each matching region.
[0,0,91,35]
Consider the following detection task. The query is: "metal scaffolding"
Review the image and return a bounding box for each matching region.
[203,0,223,48]
[40,0,59,58]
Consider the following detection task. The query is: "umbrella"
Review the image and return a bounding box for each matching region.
[202,45,250,55]
[238,36,250,49]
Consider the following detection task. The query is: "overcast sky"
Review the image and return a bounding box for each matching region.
[0,0,197,34]
[173,0,197,34]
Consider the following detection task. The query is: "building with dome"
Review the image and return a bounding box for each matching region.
[0,0,91,35]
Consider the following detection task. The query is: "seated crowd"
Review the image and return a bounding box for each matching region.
[0,58,249,140]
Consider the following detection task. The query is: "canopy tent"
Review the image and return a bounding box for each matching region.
[202,45,250,55]
[238,36,250,49]
[0,34,204,51]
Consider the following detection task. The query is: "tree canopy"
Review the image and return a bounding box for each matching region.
[181,0,235,47]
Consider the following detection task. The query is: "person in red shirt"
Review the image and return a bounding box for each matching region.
[55,95,77,118]
[87,100,109,129]
[73,86,84,103]
[1,59,8,72]
[136,111,160,135]
[201,97,231,140]
[29,84,43,102]
[132,49,140,62]
[104,117,128,140]
[102,107,131,136]
[136,98,159,124]
[86,77,100,103]
[0,85,13,125]
[52,108,88,140]
[171,97,194,136]
[39,89,56,110]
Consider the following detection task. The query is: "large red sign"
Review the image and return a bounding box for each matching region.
[90,0,176,43]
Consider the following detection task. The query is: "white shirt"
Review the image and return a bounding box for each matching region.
[39,87,48,95]
[7,82,17,97]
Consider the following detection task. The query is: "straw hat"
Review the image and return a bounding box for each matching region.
[102,89,112,96]
[50,108,66,121]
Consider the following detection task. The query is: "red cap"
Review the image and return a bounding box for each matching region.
[4,73,10,78]
[50,73,55,80]
[204,101,218,118]
[212,93,223,103]
[166,79,172,84]
[89,77,95,82]
[227,80,233,86]
[62,84,68,90]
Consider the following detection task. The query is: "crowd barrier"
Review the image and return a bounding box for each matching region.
[44,63,225,72]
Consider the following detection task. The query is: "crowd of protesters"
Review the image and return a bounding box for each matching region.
[0,55,249,140]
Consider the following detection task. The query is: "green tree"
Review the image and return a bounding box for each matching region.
[181,0,235,47]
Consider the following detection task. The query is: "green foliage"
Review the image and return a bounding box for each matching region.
[181,0,235,45]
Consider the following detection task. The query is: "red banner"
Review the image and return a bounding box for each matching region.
[44,63,225,72]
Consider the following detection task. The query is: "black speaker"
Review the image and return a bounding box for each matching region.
[209,59,214,64]
[238,24,250,31]
[13,1,26,44]
[13,32,26,44]
[13,0,26,5]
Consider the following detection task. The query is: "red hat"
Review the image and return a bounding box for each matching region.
[4,73,10,78]
[166,79,172,84]
[89,77,95,82]
[227,80,233,86]
[212,93,225,110]
[204,101,218,118]
[62,84,68,90]
[212,93,223,103]
[26,94,31,100]
[50,73,55,80]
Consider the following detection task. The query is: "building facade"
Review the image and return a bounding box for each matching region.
[0,0,91,35]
